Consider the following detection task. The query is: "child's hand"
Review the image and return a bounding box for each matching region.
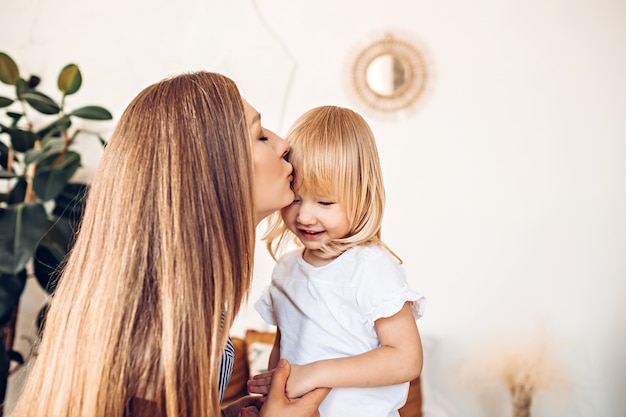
[248,363,318,399]
[248,369,274,395]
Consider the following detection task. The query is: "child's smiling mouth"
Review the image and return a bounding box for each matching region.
[299,229,324,240]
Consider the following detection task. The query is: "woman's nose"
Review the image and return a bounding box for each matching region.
[267,129,290,158]
[278,138,290,158]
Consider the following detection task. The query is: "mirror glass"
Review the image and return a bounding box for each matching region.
[365,54,406,97]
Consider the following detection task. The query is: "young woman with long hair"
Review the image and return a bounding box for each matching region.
[10,72,327,417]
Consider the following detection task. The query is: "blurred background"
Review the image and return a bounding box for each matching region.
[1,0,625,416]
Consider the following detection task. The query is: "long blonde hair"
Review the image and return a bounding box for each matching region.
[264,105,400,262]
[11,72,256,417]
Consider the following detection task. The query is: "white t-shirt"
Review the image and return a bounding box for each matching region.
[255,244,425,417]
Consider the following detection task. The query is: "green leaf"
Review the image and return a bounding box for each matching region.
[51,182,87,220]
[33,182,86,295]
[21,91,61,115]
[24,147,46,166]
[39,150,81,171]
[34,218,73,294]
[15,78,28,100]
[6,112,23,125]
[33,169,70,202]
[25,138,69,167]
[0,203,49,275]
[7,177,27,204]
[61,154,82,175]
[7,127,37,153]
[0,270,27,327]
[0,141,16,175]
[57,64,82,96]
[28,75,41,89]
[70,105,113,120]
[33,151,81,201]
[37,115,71,141]
[39,137,67,157]
[0,141,10,171]
[0,52,19,85]
[0,97,13,108]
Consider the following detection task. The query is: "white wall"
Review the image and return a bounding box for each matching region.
[2,0,625,416]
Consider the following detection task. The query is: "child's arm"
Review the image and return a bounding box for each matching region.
[248,302,422,398]
[285,302,422,398]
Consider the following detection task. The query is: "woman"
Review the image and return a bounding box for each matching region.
[10,72,327,417]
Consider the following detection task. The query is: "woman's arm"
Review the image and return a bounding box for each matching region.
[285,302,422,398]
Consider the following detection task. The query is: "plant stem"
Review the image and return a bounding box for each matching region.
[511,385,532,417]
[4,147,14,197]
[23,140,40,203]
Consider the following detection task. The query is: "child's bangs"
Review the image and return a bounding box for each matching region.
[291,149,339,198]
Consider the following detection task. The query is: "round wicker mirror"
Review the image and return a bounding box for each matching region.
[350,33,428,114]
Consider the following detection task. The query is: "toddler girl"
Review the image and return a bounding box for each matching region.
[252,106,425,417]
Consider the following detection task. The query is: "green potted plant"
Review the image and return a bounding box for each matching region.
[0,51,112,409]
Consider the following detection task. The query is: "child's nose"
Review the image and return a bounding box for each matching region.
[296,206,315,225]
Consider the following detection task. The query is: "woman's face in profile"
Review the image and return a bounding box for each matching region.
[243,99,294,224]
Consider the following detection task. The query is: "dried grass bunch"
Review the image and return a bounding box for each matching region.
[491,336,566,417]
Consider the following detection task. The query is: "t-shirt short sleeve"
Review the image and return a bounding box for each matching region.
[354,247,425,332]
[254,287,277,326]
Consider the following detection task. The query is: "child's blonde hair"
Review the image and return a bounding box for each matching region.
[264,105,400,262]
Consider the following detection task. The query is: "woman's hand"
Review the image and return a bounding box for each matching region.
[221,395,265,417]
[249,363,317,399]
[259,359,329,417]
[282,363,317,399]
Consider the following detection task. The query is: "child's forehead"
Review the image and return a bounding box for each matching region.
[293,182,339,200]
